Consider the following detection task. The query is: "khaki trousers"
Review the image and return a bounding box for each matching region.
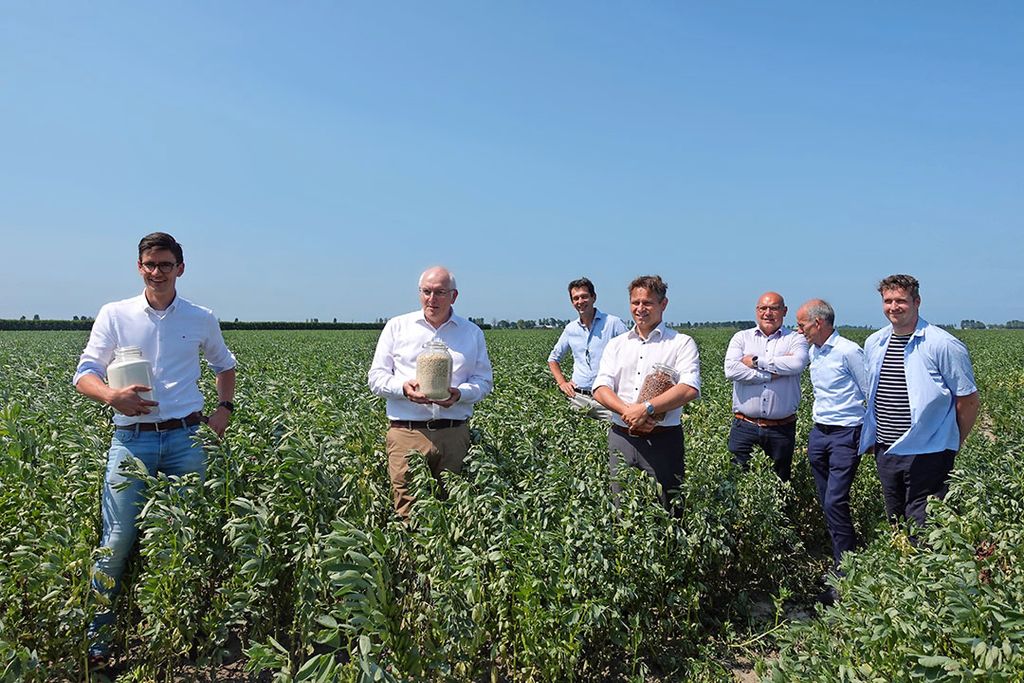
[386,424,471,518]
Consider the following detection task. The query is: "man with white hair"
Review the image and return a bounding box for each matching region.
[368,266,493,518]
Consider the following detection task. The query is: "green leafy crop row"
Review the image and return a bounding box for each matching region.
[0,329,1019,682]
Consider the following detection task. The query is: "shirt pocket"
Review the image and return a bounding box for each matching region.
[174,334,203,355]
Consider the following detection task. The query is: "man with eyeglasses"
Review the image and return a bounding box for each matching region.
[724,292,809,481]
[73,232,236,668]
[547,277,628,421]
[368,266,493,519]
[796,299,868,602]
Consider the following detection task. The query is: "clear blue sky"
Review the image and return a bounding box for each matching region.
[2,2,1021,327]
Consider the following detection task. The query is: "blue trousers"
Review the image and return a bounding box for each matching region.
[807,423,862,568]
[874,444,955,529]
[728,417,796,482]
[88,424,206,654]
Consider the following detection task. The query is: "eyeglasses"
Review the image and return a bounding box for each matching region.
[756,305,783,313]
[419,288,452,298]
[140,261,178,273]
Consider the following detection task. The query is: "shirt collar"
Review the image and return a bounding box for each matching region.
[416,308,459,329]
[754,326,784,339]
[138,291,178,314]
[872,316,929,346]
[577,308,605,328]
[821,330,839,350]
[628,321,665,341]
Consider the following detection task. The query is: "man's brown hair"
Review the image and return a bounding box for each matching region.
[138,232,184,264]
[629,275,667,301]
[878,274,919,300]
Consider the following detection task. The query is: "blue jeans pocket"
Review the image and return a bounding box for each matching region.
[113,428,137,445]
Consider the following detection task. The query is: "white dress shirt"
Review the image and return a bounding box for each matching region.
[593,322,701,429]
[73,293,236,426]
[724,326,808,419]
[368,309,493,421]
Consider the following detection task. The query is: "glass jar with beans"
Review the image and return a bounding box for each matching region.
[416,340,453,401]
[637,362,678,422]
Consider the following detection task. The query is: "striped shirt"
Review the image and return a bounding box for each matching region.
[874,333,911,445]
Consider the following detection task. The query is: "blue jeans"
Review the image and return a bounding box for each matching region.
[728,417,797,482]
[807,424,862,568]
[88,424,206,654]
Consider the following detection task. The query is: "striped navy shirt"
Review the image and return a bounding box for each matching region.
[875,333,912,445]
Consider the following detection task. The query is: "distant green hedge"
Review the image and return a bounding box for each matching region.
[0,319,388,332]
[0,320,505,331]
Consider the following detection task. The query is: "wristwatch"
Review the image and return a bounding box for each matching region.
[217,401,235,412]
[644,401,655,416]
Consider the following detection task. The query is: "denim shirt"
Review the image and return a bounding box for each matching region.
[547,309,629,389]
[862,317,977,455]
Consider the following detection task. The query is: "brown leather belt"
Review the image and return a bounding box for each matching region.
[390,419,466,430]
[123,412,206,432]
[734,412,797,428]
[611,423,680,437]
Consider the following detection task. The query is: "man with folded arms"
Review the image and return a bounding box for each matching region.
[796,299,869,593]
[547,277,628,421]
[724,292,809,481]
[368,266,494,518]
[74,232,237,667]
[594,275,700,514]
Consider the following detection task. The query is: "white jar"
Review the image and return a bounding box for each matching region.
[107,346,154,413]
[416,340,453,401]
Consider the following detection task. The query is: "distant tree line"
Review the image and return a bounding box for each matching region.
[0,318,95,331]
[490,318,570,330]
[0,318,492,331]
[676,320,757,329]
[961,319,1024,330]
[3,317,1020,332]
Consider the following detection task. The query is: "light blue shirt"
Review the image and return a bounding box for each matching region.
[548,309,628,389]
[862,317,977,455]
[808,331,868,427]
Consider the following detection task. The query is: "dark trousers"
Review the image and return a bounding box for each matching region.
[807,424,862,568]
[874,445,956,528]
[608,425,684,516]
[728,417,797,482]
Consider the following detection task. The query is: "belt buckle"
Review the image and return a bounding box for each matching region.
[426,419,444,432]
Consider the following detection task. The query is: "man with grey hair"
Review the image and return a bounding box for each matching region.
[368,266,494,518]
[862,274,979,530]
[796,299,869,601]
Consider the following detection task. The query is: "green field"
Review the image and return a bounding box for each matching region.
[1,329,1022,682]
